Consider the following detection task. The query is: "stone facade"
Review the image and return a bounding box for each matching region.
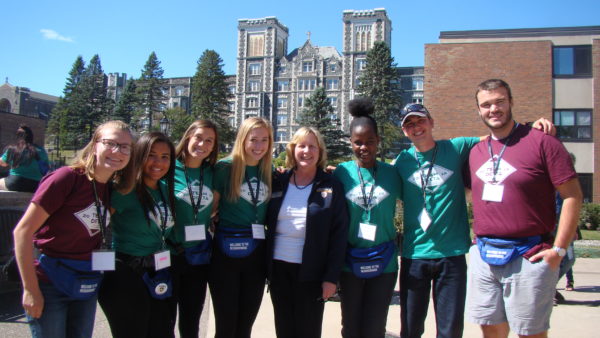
[0,83,58,120]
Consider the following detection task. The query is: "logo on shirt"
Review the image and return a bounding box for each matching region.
[240,177,268,206]
[73,203,111,237]
[149,201,175,229]
[476,156,516,184]
[408,163,453,193]
[176,179,213,212]
[345,184,389,211]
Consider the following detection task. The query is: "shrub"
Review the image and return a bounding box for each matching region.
[579,203,600,230]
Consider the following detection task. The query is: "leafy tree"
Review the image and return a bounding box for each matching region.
[297,86,351,163]
[112,79,139,125]
[190,49,233,145]
[136,52,167,130]
[163,107,194,143]
[357,41,402,160]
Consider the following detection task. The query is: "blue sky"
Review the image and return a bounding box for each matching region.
[2,0,599,97]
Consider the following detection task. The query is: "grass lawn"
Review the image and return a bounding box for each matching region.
[581,229,600,241]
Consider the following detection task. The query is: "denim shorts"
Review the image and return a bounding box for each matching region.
[466,244,559,336]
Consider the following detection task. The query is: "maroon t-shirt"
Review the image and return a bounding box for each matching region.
[32,166,110,262]
[469,125,576,238]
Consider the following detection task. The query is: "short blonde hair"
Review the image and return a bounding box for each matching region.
[70,120,135,191]
[285,127,327,170]
[227,117,274,201]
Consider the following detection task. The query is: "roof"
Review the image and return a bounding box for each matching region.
[440,26,600,40]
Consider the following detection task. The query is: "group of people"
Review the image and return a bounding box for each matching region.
[10,78,581,338]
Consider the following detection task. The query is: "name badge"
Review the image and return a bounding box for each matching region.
[252,224,265,239]
[358,222,377,241]
[154,250,171,270]
[185,224,206,241]
[92,250,115,271]
[482,183,504,202]
[419,208,432,232]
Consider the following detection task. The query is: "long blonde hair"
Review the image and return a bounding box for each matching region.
[70,120,135,192]
[227,117,273,201]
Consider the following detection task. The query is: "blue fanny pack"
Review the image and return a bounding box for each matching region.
[142,269,172,300]
[184,238,212,266]
[477,235,541,266]
[38,254,103,300]
[346,241,396,279]
[216,227,261,258]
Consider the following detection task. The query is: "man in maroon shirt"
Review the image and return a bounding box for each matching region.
[467,79,582,338]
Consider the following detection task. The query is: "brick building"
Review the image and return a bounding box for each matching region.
[425,26,600,202]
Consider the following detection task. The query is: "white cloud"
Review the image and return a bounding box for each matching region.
[40,29,74,43]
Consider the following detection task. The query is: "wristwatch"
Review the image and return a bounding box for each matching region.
[552,246,567,257]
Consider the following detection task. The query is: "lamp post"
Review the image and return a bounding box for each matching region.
[160,116,170,136]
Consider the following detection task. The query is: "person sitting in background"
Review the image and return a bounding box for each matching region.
[0,125,49,192]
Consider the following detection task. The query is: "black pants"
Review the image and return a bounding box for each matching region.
[269,260,324,338]
[340,271,398,338]
[171,253,209,338]
[208,244,266,338]
[5,175,39,192]
[98,259,176,338]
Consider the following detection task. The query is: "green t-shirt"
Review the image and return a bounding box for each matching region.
[169,159,214,249]
[394,137,479,259]
[333,160,402,273]
[1,146,48,180]
[213,158,269,229]
[110,181,175,257]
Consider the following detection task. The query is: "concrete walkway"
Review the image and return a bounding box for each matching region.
[1,258,599,337]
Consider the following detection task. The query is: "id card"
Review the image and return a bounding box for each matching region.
[358,222,377,241]
[154,250,171,270]
[185,224,206,241]
[92,250,115,271]
[482,183,504,202]
[252,224,265,239]
[419,208,432,232]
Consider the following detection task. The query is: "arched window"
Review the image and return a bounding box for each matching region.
[0,98,11,113]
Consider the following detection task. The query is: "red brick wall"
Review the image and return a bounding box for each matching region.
[0,112,46,151]
[593,39,600,202]
[424,40,553,140]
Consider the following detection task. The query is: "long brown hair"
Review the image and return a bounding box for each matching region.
[175,120,219,167]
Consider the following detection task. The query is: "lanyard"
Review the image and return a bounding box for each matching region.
[148,186,169,249]
[413,144,438,204]
[356,161,377,215]
[91,180,109,249]
[184,165,204,224]
[487,123,519,183]
[245,171,261,223]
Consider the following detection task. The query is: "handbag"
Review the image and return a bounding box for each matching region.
[477,235,541,266]
[215,227,261,258]
[346,240,396,279]
[38,254,103,300]
[142,268,172,300]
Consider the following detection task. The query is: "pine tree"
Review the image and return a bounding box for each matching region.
[137,52,166,131]
[112,79,139,125]
[80,54,112,138]
[190,49,233,145]
[164,107,194,142]
[357,41,402,160]
[297,87,351,163]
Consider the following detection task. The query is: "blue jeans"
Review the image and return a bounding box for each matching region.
[400,255,467,338]
[27,281,98,338]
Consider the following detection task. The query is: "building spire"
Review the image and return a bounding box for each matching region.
[307,31,311,41]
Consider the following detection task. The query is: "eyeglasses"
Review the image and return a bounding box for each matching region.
[97,139,131,155]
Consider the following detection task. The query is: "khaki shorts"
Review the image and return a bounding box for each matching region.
[467,244,559,336]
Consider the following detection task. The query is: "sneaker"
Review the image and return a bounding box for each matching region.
[566,282,574,291]
[554,290,565,305]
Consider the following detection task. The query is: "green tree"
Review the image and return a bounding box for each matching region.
[80,54,113,138]
[190,49,233,145]
[136,52,166,130]
[357,41,402,160]
[112,79,139,125]
[163,107,194,143]
[297,86,351,163]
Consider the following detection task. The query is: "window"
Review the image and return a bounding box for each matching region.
[228,116,235,127]
[175,86,185,96]
[228,102,235,112]
[326,79,339,90]
[357,59,367,71]
[248,34,264,57]
[248,80,260,92]
[277,80,290,91]
[554,110,592,141]
[228,85,236,94]
[277,97,288,109]
[298,96,304,107]
[302,61,314,72]
[277,115,288,126]
[249,63,261,76]
[329,63,337,72]
[279,64,287,74]
[327,96,338,108]
[553,46,592,77]
[355,25,372,52]
[412,77,424,90]
[276,131,288,142]
[298,79,316,91]
[246,97,258,108]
